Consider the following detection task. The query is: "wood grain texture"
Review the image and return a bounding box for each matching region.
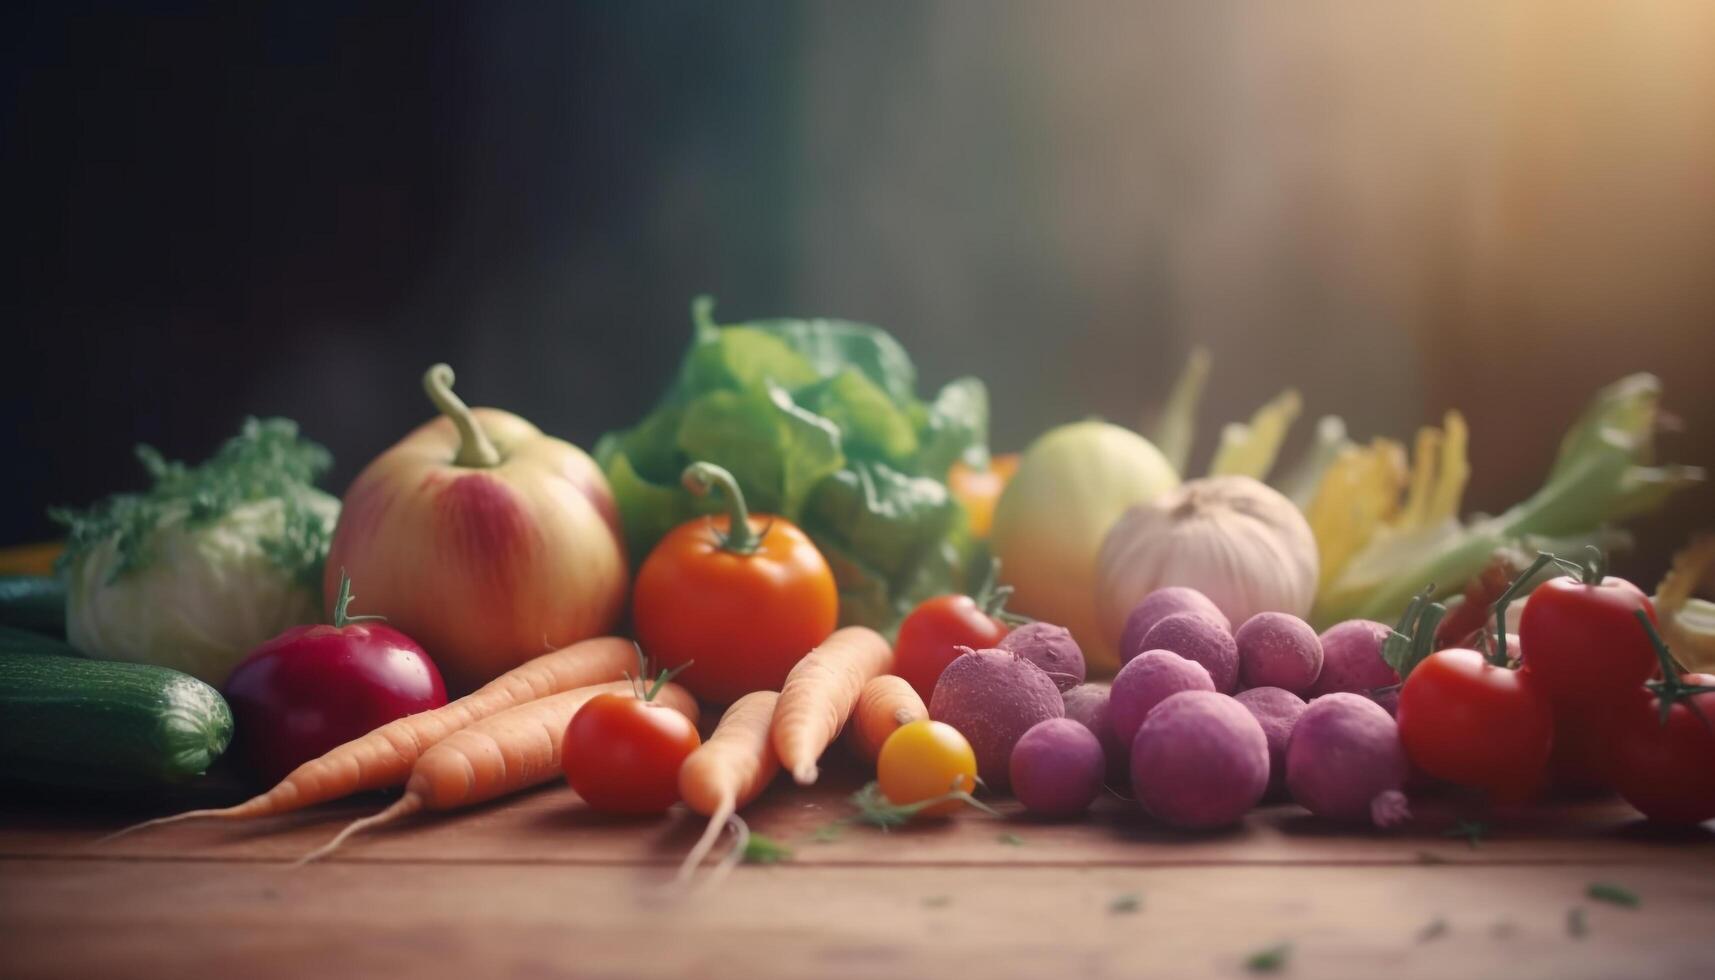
[3,765,1713,979]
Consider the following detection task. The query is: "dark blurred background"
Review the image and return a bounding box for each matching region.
[3,0,1711,577]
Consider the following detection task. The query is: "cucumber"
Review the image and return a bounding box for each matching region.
[0,644,234,789]
[0,575,66,636]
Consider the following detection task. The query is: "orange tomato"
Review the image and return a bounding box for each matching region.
[948,453,1018,539]
[632,463,838,704]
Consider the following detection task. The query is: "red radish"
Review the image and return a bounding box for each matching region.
[929,647,1063,789]
[997,623,1086,693]
[1009,718,1105,817]
[1062,683,1128,781]
[1141,613,1238,693]
[1109,650,1214,747]
[1234,686,1305,799]
[1130,691,1268,829]
[1285,693,1410,827]
[1119,587,1228,664]
[1235,612,1322,695]
[223,574,447,785]
[1306,619,1398,700]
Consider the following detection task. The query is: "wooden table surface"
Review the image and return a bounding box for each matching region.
[3,762,1714,980]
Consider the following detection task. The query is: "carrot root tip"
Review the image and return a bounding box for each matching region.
[295,795,422,866]
[88,807,236,849]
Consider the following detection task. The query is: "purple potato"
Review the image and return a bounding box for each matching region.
[1236,611,1323,695]
[1118,587,1230,665]
[1306,620,1399,700]
[1141,612,1239,693]
[1010,718,1105,817]
[1063,683,1128,781]
[998,622,1087,692]
[1234,686,1307,799]
[1109,650,1215,747]
[1130,691,1269,829]
[930,647,1064,789]
[1286,692,1410,826]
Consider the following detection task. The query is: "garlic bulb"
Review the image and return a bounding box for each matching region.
[1095,475,1319,646]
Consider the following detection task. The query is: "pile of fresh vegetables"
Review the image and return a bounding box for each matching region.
[1,297,1711,885]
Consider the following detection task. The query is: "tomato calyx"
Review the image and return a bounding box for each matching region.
[1488,550,1594,667]
[681,461,768,555]
[1380,584,1448,682]
[972,558,1030,627]
[328,568,387,629]
[624,641,693,704]
[1634,610,1715,727]
[846,777,998,829]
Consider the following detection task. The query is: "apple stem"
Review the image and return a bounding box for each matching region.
[423,363,502,468]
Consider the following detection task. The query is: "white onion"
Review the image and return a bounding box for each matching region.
[1095,475,1319,646]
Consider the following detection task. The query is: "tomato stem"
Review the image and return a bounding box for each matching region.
[423,364,502,468]
[626,642,692,703]
[330,568,386,629]
[1490,551,1566,666]
[1634,610,1715,726]
[1381,585,1446,680]
[1579,545,1608,586]
[682,462,761,555]
[972,557,1023,622]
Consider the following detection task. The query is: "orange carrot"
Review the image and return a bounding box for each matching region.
[301,679,698,863]
[848,674,928,762]
[771,626,893,785]
[676,691,781,884]
[103,637,638,842]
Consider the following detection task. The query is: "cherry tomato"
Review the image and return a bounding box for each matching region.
[1607,672,1715,825]
[877,720,980,817]
[948,453,1018,539]
[1519,567,1657,709]
[895,596,1011,702]
[1547,710,1617,794]
[224,573,446,786]
[562,692,701,815]
[1396,648,1554,801]
[633,462,837,704]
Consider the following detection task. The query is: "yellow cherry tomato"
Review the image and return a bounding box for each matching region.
[876,720,980,817]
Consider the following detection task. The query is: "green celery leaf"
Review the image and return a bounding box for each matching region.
[915,376,990,475]
[600,451,708,561]
[594,403,686,485]
[799,368,920,467]
[748,317,919,405]
[803,461,960,582]
[675,383,845,519]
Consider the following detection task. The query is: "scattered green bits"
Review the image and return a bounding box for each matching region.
[923,895,952,908]
[1442,820,1488,849]
[1586,882,1640,908]
[1245,943,1292,973]
[741,833,793,865]
[1417,918,1448,942]
[1108,893,1142,915]
[1567,907,1589,938]
[998,832,1026,846]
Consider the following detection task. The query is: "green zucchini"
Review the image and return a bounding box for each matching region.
[0,575,66,636]
[0,643,233,789]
